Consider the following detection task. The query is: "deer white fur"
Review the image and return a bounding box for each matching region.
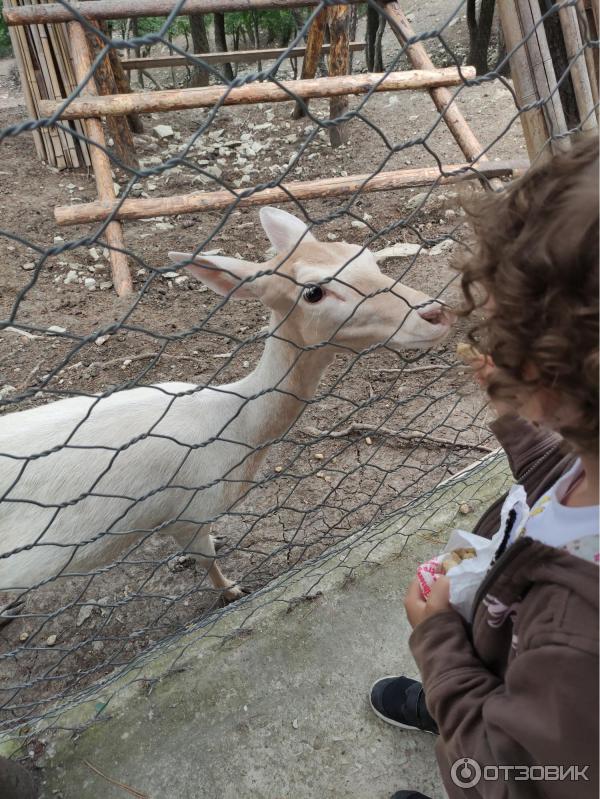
[0,208,450,602]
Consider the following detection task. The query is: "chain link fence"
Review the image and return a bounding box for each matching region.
[0,0,596,752]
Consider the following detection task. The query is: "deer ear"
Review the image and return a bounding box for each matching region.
[259,207,316,253]
[167,252,258,299]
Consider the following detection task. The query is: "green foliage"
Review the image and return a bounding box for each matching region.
[225,10,296,45]
[0,1,12,56]
[136,15,191,38]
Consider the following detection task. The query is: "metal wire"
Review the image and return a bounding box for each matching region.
[0,0,596,751]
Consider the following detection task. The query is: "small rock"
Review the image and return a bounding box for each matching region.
[19,631,29,642]
[274,466,283,473]
[92,641,104,652]
[314,453,324,460]
[99,281,113,291]
[47,325,66,335]
[95,335,110,346]
[365,437,373,446]
[152,124,175,140]
[326,233,338,241]
[45,634,57,647]
[351,221,367,229]
[174,275,188,286]
[292,718,299,729]
[0,385,16,399]
[53,236,64,243]
[458,502,472,515]
[155,222,174,231]
[163,271,179,280]
[88,247,100,261]
[374,243,422,261]
[21,261,35,271]
[84,277,96,291]
[429,239,455,256]
[64,270,79,285]
[76,606,94,627]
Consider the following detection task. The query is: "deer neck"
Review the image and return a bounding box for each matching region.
[233,319,334,444]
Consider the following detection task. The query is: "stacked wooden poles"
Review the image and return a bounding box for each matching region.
[69,21,133,296]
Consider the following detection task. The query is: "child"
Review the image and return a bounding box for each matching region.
[369,135,599,799]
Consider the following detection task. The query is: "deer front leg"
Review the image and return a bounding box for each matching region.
[172,525,245,603]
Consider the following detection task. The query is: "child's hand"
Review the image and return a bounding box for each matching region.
[404,574,451,629]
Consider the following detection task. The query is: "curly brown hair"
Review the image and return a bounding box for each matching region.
[458,135,599,454]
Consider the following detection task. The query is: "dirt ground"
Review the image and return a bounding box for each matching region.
[0,5,526,738]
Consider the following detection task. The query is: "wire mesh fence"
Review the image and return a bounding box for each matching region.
[0,0,597,753]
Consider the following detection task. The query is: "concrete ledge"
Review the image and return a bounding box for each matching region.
[4,453,512,798]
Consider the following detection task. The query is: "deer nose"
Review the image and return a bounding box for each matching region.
[417,304,454,327]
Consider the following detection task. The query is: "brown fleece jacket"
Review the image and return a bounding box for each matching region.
[410,416,599,799]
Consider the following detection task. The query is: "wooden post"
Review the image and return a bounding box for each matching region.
[54,159,527,225]
[85,22,139,168]
[516,0,570,149]
[327,4,351,147]
[69,21,133,297]
[292,8,327,119]
[497,0,552,162]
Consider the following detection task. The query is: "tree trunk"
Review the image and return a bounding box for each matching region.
[214,12,234,81]
[189,13,210,87]
[366,5,378,72]
[348,5,358,73]
[374,14,386,72]
[467,0,496,75]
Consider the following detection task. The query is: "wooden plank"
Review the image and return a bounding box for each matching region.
[55,159,528,225]
[292,9,328,119]
[121,42,365,70]
[327,4,351,147]
[39,66,477,119]
[3,0,45,160]
[45,14,81,167]
[497,0,551,161]
[68,21,133,296]
[516,0,569,148]
[577,0,599,110]
[4,0,363,26]
[559,3,597,128]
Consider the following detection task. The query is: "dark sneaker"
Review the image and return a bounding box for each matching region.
[369,675,438,734]
[390,793,433,799]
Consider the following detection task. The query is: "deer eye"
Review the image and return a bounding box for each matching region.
[303,284,324,304]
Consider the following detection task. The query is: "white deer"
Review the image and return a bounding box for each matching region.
[0,208,451,603]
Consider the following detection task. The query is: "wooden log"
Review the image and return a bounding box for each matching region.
[39,66,476,119]
[380,2,493,170]
[54,159,527,226]
[292,8,328,119]
[85,22,139,168]
[68,21,133,297]
[516,0,569,149]
[4,0,363,26]
[497,0,551,161]
[559,4,597,129]
[327,4,351,147]
[121,42,365,71]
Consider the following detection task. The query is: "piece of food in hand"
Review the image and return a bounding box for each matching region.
[441,547,476,574]
[456,342,482,364]
[416,558,444,599]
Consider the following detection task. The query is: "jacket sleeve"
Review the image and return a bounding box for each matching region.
[489,414,563,484]
[410,611,598,799]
